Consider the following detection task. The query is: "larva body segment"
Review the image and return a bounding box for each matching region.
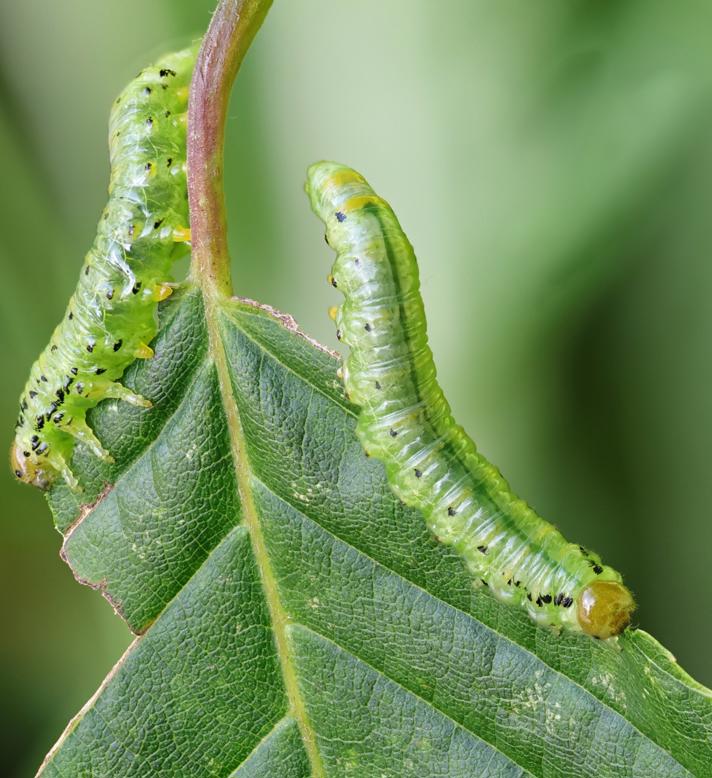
[11,45,197,490]
[306,161,635,639]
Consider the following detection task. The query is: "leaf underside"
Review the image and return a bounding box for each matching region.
[40,286,712,777]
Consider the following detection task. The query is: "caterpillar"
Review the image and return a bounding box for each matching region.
[11,45,197,491]
[306,161,635,639]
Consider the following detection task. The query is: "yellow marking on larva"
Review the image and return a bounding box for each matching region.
[174,87,189,103]
[135,343,155,360]
[327,169,367,190]
[153,284,174,302]
[342,194,385,214]
[328,306,338,321]
[173,226,191,243]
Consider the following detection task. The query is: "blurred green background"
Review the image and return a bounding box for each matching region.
[2,1,712,773]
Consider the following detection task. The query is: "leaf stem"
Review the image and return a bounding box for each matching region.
[187,0,272,298]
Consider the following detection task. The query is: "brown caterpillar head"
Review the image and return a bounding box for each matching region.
[577,580,635,639]
[10,441,51,490]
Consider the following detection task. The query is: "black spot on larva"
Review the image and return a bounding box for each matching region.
[36,442,48,454]
[542,594,552,604]
[414,469,423,478]
[95,368,106,375]
[51,345,57,352]
[166,157,173,167]
[36,416,45,429]
[480,579,488,587]
[21,400,28,410]
[86,342,95,353]
[364,323,372,332]
[554,593,563,606]
[14,469,21,478]
[23,451,29,457]
[40,375,48,383]
[375,381,382,390]
[536,596,543,607]
[143,86,152,95]
[354,258,360,266]
[29,390,37,399]
[68,312,73,320]
[53,413,63,423]
[447,506,457,516]
[507,578,512,586]
[132,281,142,294]
[336,329,342,341]
[106,288,114,300]
[579,545,589,556]
[335,211,346,222]
[113,340,123,352]
[76,383,84,394]
[331,277,337,288]
[477,545,487,554]
[145,162,152,172]
[154,219,164,229]
[146,117,153,128]
[46,403,57,420]
[323,233,330,246]
[562,597,573,608]
[85,266,90,276]
[31,438,40,451]
[527,593,532,601]
[593,564,603,575]
[164,110,171,118]
[159,67,177,78]
[515,580,521,588]
[63,376,73,391]
[55,388,64,402]
[128,224,135,237]
[70,367,78,375]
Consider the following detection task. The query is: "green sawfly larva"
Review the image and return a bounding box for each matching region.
[306,161,635,640]
[11,45,196,490]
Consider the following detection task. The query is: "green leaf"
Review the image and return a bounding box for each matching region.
[39,285,711,777]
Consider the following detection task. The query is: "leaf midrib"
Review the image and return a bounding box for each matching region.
[205,293,325,778]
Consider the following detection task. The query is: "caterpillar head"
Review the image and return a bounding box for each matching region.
[10,441,51,490]
[577,580,635,639]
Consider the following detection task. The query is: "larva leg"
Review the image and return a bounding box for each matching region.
[56,453,80,492]
[104,382,152,408]
[153,283,175,302]
[172,226,191,243]
[66,421,114,463]
[134,343,155,360]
